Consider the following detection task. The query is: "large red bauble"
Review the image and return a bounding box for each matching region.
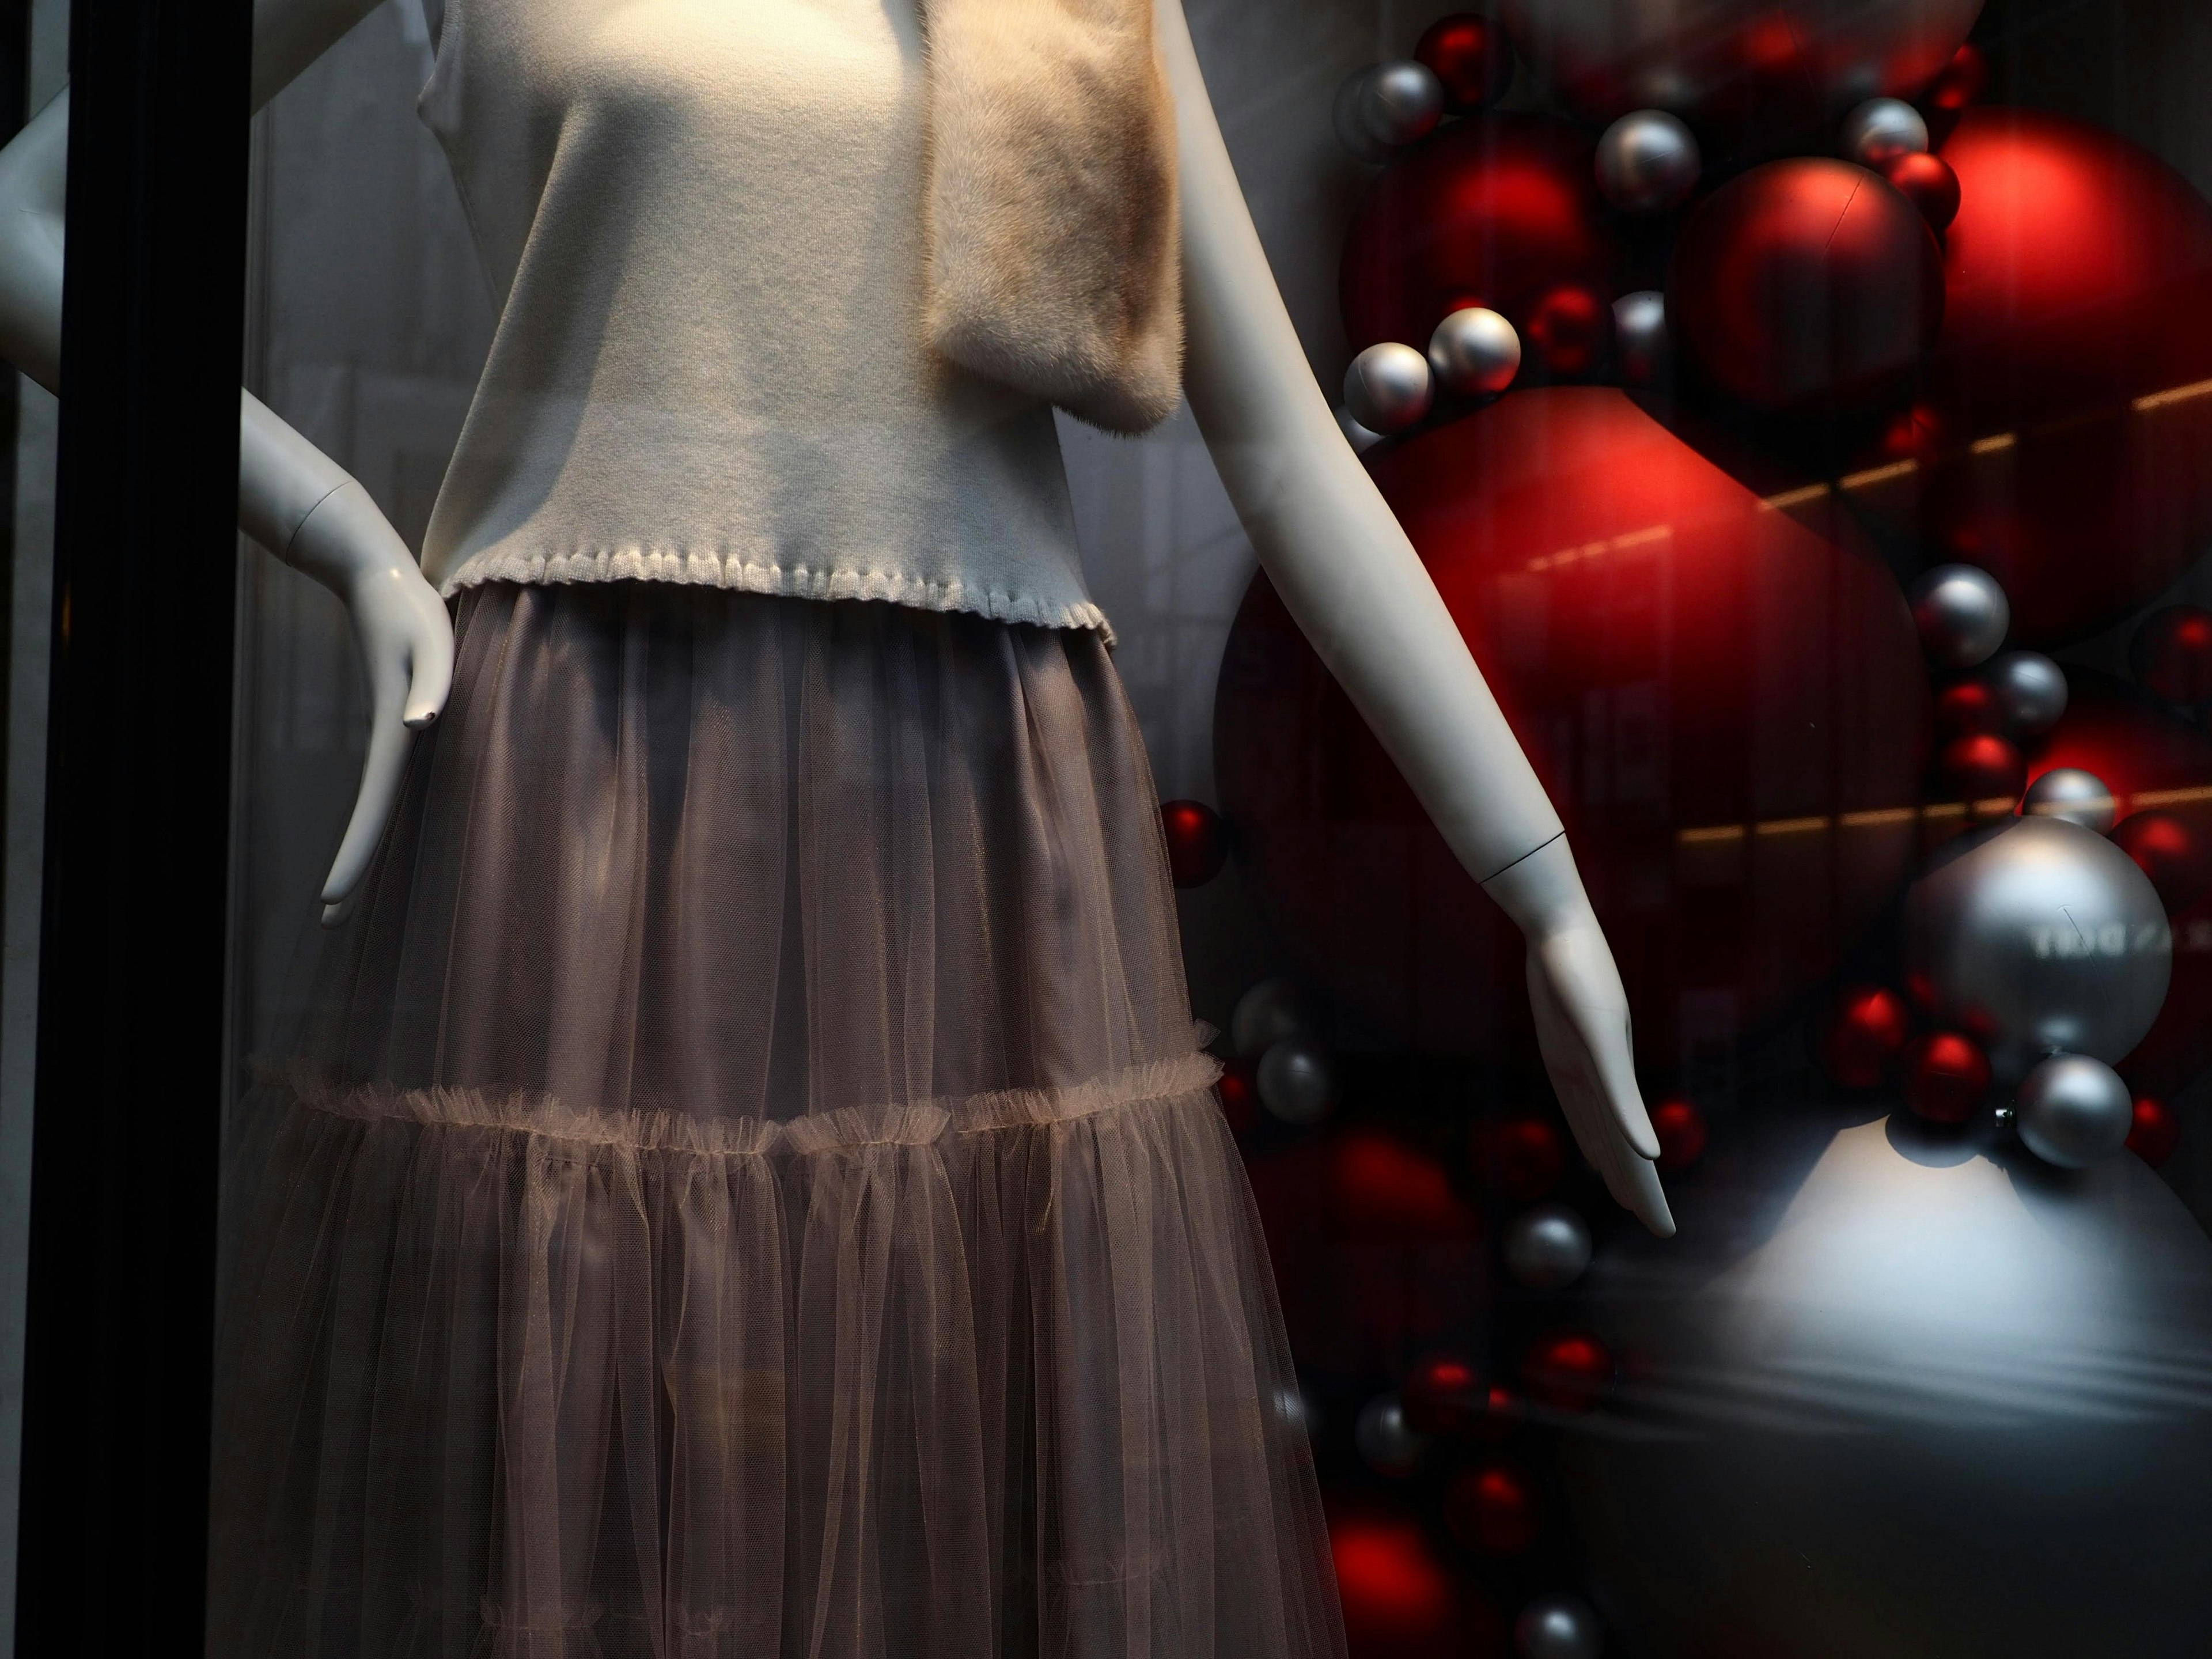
[1823,984,1912,1088]
[1443,1461,1543,1555]
[1214,388,1930,1069]
[1328,1498,1505,1659]
[1841,110,2212,645]
[2113,810,2211,914]
[1904,1030,1989,1123]
[1668,158,1943,412]
[1340,115,1614,357]
[2021,670,2212,1093]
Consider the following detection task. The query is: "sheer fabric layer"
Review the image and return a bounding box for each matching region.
[210,584,1342,1659]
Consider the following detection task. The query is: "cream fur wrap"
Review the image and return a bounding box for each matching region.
[921,0,1184,435]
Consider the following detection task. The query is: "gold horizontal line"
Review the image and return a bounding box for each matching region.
[1969,431,2017,454]
[1678,824,1746,844]
[1838,459,1918,491]
[2134,377,2212,412]
[1758,483,1832,512]
[1840,807,1918,827]
[1755,815,1832,836]
[2130,785,2212,808]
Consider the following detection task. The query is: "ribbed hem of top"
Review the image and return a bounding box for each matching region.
[440,546,1113,641]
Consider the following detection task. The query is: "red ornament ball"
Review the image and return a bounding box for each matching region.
[1649,1097,1709,1172]
[1340,114,1614,356]
[1668,157,1944,411]
[1521,1327,1615,1413]
[1824,984,1913,1089]
[1904,1031,1991,1124]
[1934,677,2006,740]
[1216,1059,1258,1135]
[1328,1500,1505,1659]
[2114,810,2212,914]
[1474,1115,1568,1202]
[1160,798,1228,887]
[1883,150,1961,232]
[1415,13,1514,113]
[1935,733,2025,815]
[2128,1095,2181,1168]
[2132,605,2212,706]
[1403,1351,1488,1437]
[1444,1461,1543,1556]
[1521,281,1612,379]
[1922,41,1988,113]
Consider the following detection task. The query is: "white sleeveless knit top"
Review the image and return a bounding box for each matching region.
[414,0,1107,632]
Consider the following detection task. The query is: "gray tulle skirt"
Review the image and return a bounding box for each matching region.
[207,582,1343,1659]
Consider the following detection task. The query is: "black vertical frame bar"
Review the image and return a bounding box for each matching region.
[14,0,253,1652]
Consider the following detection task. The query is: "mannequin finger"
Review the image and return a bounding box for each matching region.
[403,611,454,729]
[1622,1153,1675,1237]
[319,704,412,918]
[1556,959,1660,1161]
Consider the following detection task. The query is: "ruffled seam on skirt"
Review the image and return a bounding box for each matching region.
[251,1038,1224,1161]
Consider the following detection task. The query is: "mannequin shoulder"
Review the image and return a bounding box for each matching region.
[252,0,389,110]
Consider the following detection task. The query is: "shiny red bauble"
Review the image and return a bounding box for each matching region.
[1649,1097,1709,1172]
[1668,158,1943,411]
[1935,733,2025,813]
[1843,110,2212,644]
[1883,150,1961,231]
[1328,1499,1505,1659]
[1159,798,1228,887]
[1521,1327,1614,1413]
[1824,983,1913,1088]
[1402,1351,1488,1437]
[1521,281,1612,379]
[2132,605,2212,706]
[1473,1116,1569,1202]
[2128,1095,2181,1168]
[1216,1059,1258,1134]
[1340,115,1613,356]
[1904,1031,1990,1123]
[2114,810,2212,914]
[1444,1461,1543,1556]
[1416,13,1514,113]
[1934,677,2006,740]
[1214,389,1930,1069]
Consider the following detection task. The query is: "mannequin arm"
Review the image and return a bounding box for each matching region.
[1158,0,1671,1233]
[0,0,452,922]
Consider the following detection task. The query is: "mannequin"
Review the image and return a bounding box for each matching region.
[0,0,1671,1231]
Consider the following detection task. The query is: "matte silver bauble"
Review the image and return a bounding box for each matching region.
[1909,563,2010,668]
[2021,767,2118,835]
[2014,1053,2135,1169]
[1838,96,1929,168]
[1343,342,1434,434]
[1427,306,1522,397]
[1333,62,1444,161]
[1514,1593,1604,1659]
[1353,1391,1429,1476]
[1986,650,2069,736]
[1504,1203,1594,1290]
[1562,1097,2212,1658]
[1230,977,1308,1057]
[1494,0,1983,127]
[1257,1037,1338,1124]
[1594,109,1701,213]
[1611,290,1669,385]
[1903,816,2171,1079]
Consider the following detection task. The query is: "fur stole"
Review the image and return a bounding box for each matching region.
[921,0,1184,435]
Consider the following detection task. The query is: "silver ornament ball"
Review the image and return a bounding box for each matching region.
[1336,405,1384,455]
[1353,1391,1429,1477]
[1910,564,2011,668]
[1515,1593,1604,1659]
[2013,1052,2136,1169]
[1986,650,2069,736]
[1343,342,1434,434]
[1427,306,1522,397]
[1257,1037,1338,1124]
[1595,109,1702,213]
[1230,978,1308,1058]
[1612,290,1669,386]
[1333,62,1443,160]
[2021,767,2118,835]
[1505,1203,1594,1291]
[1839,96,1930,168]
[1903,816,2171,1079]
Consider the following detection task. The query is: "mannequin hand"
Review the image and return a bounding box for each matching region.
[1484,838,1675,1236]
[286,480,453,926]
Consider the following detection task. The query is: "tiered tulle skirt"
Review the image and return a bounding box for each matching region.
[208,583,1343,1659]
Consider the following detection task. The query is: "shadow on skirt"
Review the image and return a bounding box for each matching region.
[208,583,1344,1659]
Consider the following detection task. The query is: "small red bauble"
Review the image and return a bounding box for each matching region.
[2114,810,2212,914]
[1935,678,2006,740]
[1444,1461,1543,1555]
[1922,42,1988,113]
[1520,1327,1613,1413]
[1936,732,2024,815]
[1475,1115,1569,1202]
[1668,157,1944,411]
[2131,605,2212,706]
[2128,1095,2181,1168]
[1521,281,1612,378]
[1415,13,1514,113]
[1882,151,1961,232]
[1824,984,1912,1089]
[1904,1031,1990,1124]
[1648,1097,1708,1171]
[1402,1351,1488,1436]
[1160,799,1228,887]
[1216,1060,1258,1134]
